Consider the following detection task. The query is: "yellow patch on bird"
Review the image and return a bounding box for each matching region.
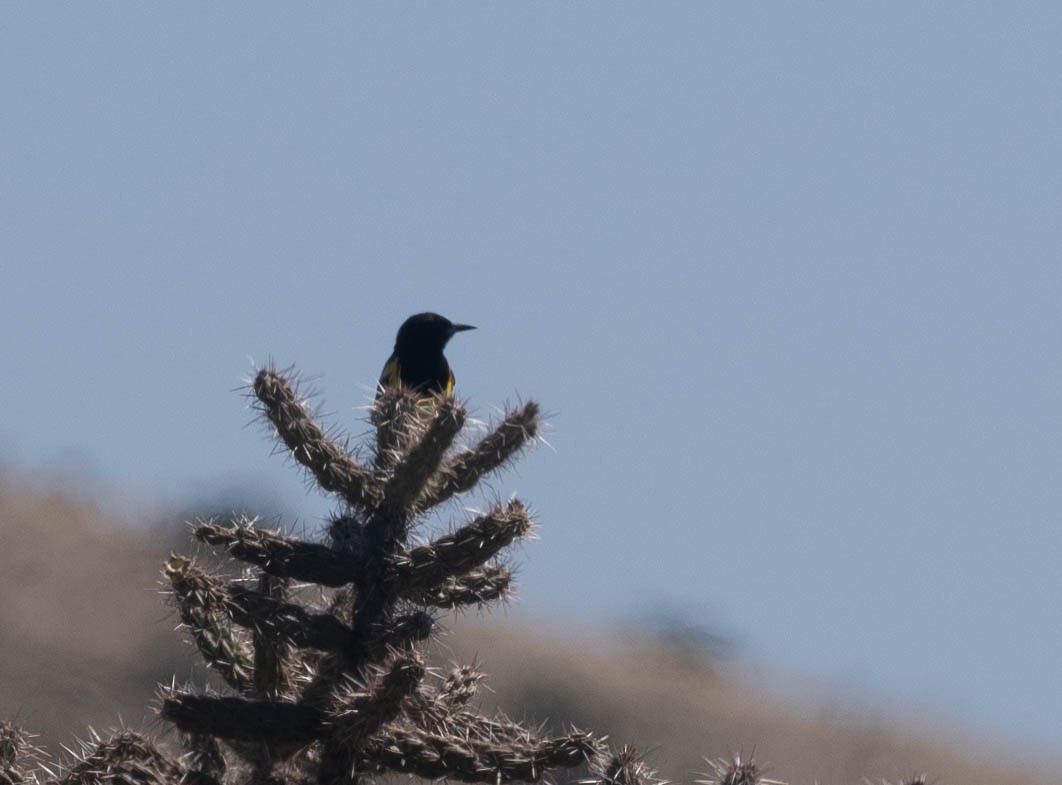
[379,356,402,390]
[377,357,456,401]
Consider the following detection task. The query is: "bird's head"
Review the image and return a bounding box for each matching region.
[395,312,476,352]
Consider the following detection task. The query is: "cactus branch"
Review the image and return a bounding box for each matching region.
[161,693,323,747]
[387,501,531,597]
[438,665,484,708]
[250,573,293,700]
[418,402,540,510]
[363,727,601,784]
[183,735,226,785]
[409,563,514,608]
[371,388,424,474]
[696,755,784,785]
[329,654,424,750]
[253,369,376,508]
[586,746,665,785]
[0,723,44,785]
[193,518,358,587]
[165,556,254,692]
[372,398,466,523]
[359,612,435,659]
[319,654,426,785]
[60,732,185,785]
[167,555,362,658]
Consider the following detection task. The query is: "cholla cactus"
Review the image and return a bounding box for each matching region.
[2,722,48,785]
[0,364,940,785]
[584,745,667,785]
[146,366,605,785]
[696,754,785,785]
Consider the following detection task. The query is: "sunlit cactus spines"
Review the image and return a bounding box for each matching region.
[140,364,601,785]
[0,362,942,785]
[695,754,785,785]
[584,745,667,785]
[1,722,48,785]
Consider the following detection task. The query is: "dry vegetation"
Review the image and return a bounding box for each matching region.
[0,372,1057,785]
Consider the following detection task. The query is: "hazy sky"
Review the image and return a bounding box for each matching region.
[3,4,1061,752]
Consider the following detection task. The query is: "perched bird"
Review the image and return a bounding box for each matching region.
[378,312,475,398]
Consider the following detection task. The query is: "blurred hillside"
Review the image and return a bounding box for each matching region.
[0,476,1055,785]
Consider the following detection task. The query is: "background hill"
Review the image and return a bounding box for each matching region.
[0,476,1055,785]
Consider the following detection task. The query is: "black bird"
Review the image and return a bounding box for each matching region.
[378,312,475,398]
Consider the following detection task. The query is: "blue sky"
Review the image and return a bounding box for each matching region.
[3,4,1061,751]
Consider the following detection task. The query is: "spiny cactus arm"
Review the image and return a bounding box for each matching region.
[438,664,485,707]
[251,573,294,700]
[59,732,185,785]
[294,612,434,712]
[182,735,225,785]
[370,398,466,525]
[253,368,376,508]
[230,582,359,655]
[328,654,425,749]
[193,518,358,587]
[410,563,514,608]
[418,402,540,510]
[350,501,528,648]
[318,654,425,785]
[387,501,531,597]
[357,612,435,659]
[363,727,602,784]
[427,709,544,747]
[168,555,362,657]
[165,556,254,692]
[161,692,323,746]
[695,755,785,785]
[0,722,45,785]
[585,746,666,785]
[371,388,423,473]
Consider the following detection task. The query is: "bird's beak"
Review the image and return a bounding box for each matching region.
[451,323,476,333]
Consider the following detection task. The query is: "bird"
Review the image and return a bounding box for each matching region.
[378,312,476,399]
